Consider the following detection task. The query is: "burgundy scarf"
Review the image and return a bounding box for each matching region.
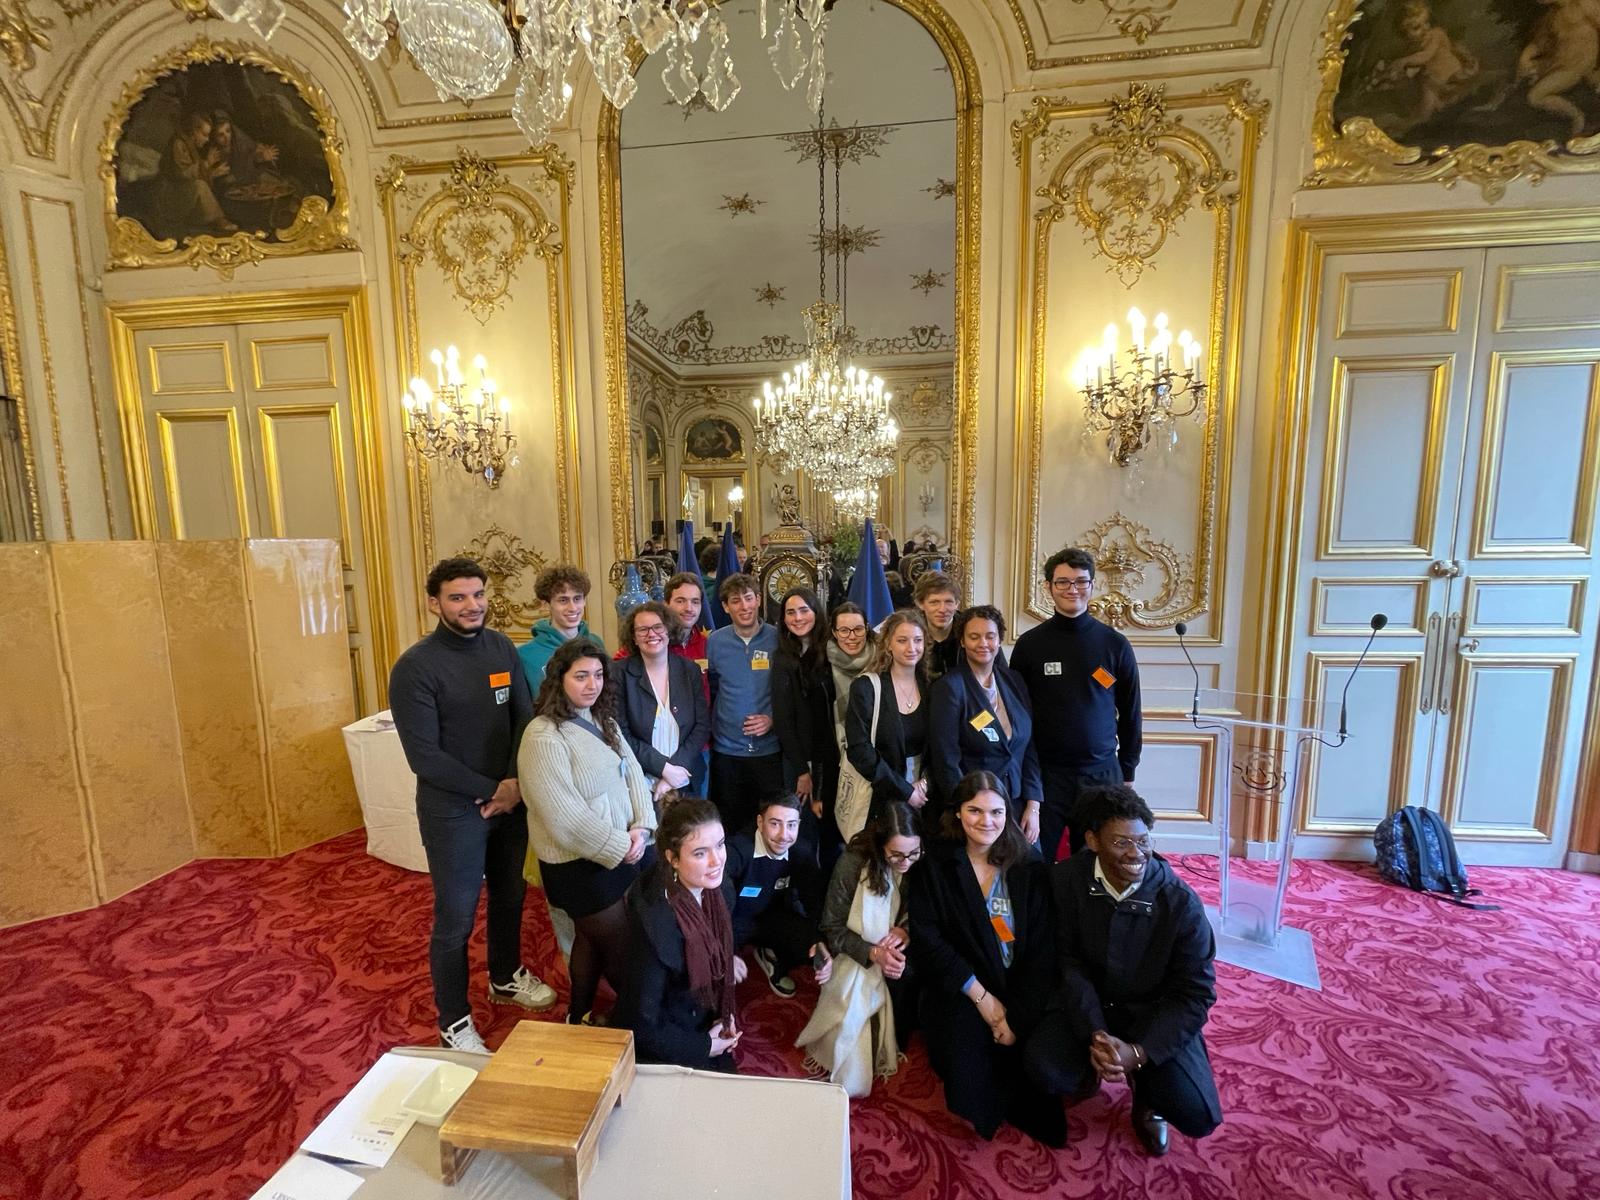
[667,880,736,1024]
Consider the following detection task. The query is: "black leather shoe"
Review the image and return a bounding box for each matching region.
[1133,1105,1169,1157]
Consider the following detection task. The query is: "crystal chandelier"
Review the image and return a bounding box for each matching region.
[213,0,831,147]
[402,346,520,486]
[752,118,898,502]
[1074,307,1207,470]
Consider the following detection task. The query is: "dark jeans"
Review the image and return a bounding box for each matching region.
[416,798,529,1029]
[710,750,784,837]
[1040,764,1124,863]
[1024,1012,1221,1139]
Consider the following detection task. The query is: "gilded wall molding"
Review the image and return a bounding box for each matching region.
[1002,0,1275,71]
[97,38,356,278]
[0,213,41,537]
[455,524,549,636]
[1307,0,1600,202]
[18,194,71,537]
[1072,511,1197,630]
[1011,80,1267,640]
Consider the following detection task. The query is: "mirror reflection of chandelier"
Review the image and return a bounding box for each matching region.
[402,346,519,487]
[752,118,898,505]
[212,0,831,146]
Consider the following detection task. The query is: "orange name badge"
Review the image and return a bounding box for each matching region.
[1092,667,1116,689]
[990,915,1015,943]
[489,672,512,688]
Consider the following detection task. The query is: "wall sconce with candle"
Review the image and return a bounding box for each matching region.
[1073,308,1207,471]
[401,345,519,487]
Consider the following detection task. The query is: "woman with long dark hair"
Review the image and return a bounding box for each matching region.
[796,801,921,1096]
[910,770,1062,1145]
[613,798,742,1071]
[518,638,656,1025]
[772,586,832,807]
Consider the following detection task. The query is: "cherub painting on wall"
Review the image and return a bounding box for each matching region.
[684,417,743,462]
[1315,0,1600,197]
[102,40,353,276]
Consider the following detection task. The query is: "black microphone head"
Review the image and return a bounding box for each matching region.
[1175,621,1188,636]
[1370,613,1388,631]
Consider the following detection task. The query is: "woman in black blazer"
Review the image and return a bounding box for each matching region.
[928,605,1043,840]
[771,587,834,805]
[615,602,710,800]
[845,610,932,828]
[614,798,741,1071]
[909,771,1061,1145]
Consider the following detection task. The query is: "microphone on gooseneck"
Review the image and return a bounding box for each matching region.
[1175,621,1200,721]
[1337,613,1388,742]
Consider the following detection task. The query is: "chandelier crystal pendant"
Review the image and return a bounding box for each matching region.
[402,346,520,487]
[1074,307,1208,471]
[220,0,830,148]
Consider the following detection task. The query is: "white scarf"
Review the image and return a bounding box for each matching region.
[795,868,901,1097]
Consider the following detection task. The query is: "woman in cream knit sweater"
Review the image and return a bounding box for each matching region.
[519,637,657,1024]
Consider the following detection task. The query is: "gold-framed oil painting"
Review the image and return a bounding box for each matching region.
[1311,0,1600,200]
[100,39,354,277]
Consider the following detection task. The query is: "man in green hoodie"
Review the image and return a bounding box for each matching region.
[519,564,603,690]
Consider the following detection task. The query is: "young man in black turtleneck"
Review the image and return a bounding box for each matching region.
[1009,548,1141,863]
[389,557,557,1053]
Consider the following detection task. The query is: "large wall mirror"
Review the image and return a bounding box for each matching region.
[618,0,959,558]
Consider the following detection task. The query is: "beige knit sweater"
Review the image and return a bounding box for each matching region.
[519,711,657,867]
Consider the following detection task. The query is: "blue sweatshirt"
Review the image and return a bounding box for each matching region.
[518,618,601,691]
[705,622,781,757]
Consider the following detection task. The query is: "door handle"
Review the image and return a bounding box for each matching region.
[1437,612,1463,716]
[1429,559,1463,578]
[1420,611,1441,713]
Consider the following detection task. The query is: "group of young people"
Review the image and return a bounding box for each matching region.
[387,546,1221,1156]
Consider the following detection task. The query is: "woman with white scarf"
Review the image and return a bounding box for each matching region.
[815,603,875,872]
[796,802,921,1098]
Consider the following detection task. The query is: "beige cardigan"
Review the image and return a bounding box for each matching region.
[519,711,657,868]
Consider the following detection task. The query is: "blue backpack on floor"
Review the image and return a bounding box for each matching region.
[1374,806,1498,910]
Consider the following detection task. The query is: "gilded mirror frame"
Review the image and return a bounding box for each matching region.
[598,0,982,572]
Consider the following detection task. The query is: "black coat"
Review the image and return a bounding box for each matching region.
[718,828,819,944]
[1048,850,1221,1125]
[927,660,1043,816]
[771,647,835,790]
[616,652,710,793]
[909,844,1054,1132]
[844,671,928,816]
[612,879,735,1072]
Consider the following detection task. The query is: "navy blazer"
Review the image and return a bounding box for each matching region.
[928,660,1043,815]
[613,879,733,1071]
[616,652,710,792]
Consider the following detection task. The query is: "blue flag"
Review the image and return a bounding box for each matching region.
[676,520,712,631]
[846,517,894,628]
[706,524,742,628]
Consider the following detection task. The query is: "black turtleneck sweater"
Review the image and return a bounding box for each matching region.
[1009,610,1141,779]
[388,622,534,807]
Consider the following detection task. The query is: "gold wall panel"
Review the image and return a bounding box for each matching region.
[1471,351,1600,559]
[157,539,274,858]
[1440,655,1575,842]
[1011,81,1265,639]
[245,539,359,851]
[1463,576,1586,638]
[1299,651,1421,835]
[1310,576,1429,637]
[1335,269,1461,338]
[155,408,250,540]
[251,334,338,391]
[148,342,236,396]
[0,544,96,926]
[51,541,194,902]
[1317,357,1449,560]
[1495,263,1600,334]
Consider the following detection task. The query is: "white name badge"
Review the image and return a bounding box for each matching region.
[1043,662,1062,676]
[494,686,510,705]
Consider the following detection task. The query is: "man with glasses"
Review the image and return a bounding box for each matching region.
[1025,784,1221,1156]
[1010,547,1141,861]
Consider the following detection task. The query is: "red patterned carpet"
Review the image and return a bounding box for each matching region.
[2,832,1598,1200]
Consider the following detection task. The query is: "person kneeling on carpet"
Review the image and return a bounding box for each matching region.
[1024,783,1222,1155]
[613,799,742,1071]
[910,772,1063,1145]
[796,801,920,1097]
[722,792,832,998]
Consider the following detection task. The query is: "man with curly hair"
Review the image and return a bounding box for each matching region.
[518,563,603,688]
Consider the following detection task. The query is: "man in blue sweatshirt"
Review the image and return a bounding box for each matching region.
[705,572,782,835]
[1010,548,1142,862]
[518,564,602,689]
[389,557,557,1053]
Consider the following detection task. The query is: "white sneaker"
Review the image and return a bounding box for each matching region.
[441,1015,489,1054]
[489,965,558,1012]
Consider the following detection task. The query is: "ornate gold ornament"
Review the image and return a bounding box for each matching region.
[1068,512,1198,631]
[397,148,561,325]
[893,375,955,428]
[1307,0,1600,202]
[98,39,355,279]
[1002,0,1275,71]
[0,0,52,79]
[456,524,549,635]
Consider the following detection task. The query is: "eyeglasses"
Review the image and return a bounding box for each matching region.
[834,625,867,638]
[635,624,667,639]
[1106,836,1152,854]
[1050,578,1094,592]
[885,849,923,865]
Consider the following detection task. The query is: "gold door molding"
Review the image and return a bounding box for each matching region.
[0,215,40,537]
[1299,650,1424,835]
[1009,80,1267,639]
[596,0,985,571]
[105,286,397,685]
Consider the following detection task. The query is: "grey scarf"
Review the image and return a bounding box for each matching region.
[826,639,875,725]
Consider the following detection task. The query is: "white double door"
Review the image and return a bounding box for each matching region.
[1292,241,1600,866]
